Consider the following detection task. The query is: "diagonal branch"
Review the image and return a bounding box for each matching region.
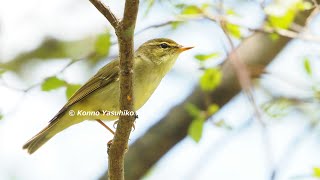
[89,0,120,29]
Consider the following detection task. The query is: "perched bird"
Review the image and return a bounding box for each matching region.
[23,38,193,154]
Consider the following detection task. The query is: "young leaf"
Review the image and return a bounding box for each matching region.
[185,103,201,118]
[226,9,236,16]
[207,104,219,115]
[41,76,66,91]
[225,23,241,38]
[188,117,205,142]
[313,167,320,178]
[214,119,232,130]
[304,58,312,76]
[265,0,307,29]
[268,9,295,29]
[66,84,81,99]
[91,32,111,61]
[297,1,313,11]
[195,53,220,61]
[171,21,184,30]
[200,68,222,91]
[0,69,6,76]
[181,5,202,15]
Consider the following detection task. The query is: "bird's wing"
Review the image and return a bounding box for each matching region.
[49,59,120,123]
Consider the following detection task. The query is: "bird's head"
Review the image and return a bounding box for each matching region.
[136,38,193,65]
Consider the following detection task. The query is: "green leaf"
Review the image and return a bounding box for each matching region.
[265,0,307,29]
[195,53,220,61]
[41,76,66,91]
[0,69,6,76]
[207,104,219,115]
[225,23,241,38]
[171,21,184,30]
[226,9,236,15]
[313,167,320,178]
[262,98,291,119]
[268,10,295,29]
[66,84,81,99]
[91,32,111,62]
[182,5,202,15]
[304,58,312,76]
[0,113,3,121]
[200,68,222,91]
[185,103,201,118]
[214,119,232,130]
[297,1,313,10]
[188,117,204,142]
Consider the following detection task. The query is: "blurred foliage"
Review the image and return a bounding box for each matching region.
[186,103,205,142]
[262,98,293,119]
[90,31,112,63]
[200,68,222,92]
[0,31,112,75]
[186,103,220,142]
[0,69,6,76]
[265,0,313,29]
[195,52,220,62]
[41,76,67,91]
[175,3,210,16]
[314,167,320,178]
[224,23,242,39]
[214,119,232,130]
[303,57,312,76]
[41,76,81,100]
[66,84,82,99]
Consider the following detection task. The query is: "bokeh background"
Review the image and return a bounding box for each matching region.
[1,0,320,179]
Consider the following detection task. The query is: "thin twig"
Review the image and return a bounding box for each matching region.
[135,20,180,35]
[89,0,120,29]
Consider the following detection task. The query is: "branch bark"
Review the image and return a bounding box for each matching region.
[99,3,317,180]
[89,0,120,29]
[90,0,139,180]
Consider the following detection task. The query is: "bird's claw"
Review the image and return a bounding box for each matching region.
[113,120,118,129]
[107,139,128,154]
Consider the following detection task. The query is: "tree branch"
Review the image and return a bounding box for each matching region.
[89,0,120,29]
[107,0,139,179]
[89,0,139,179]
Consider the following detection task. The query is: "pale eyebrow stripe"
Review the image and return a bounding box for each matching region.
[150,42,178,47]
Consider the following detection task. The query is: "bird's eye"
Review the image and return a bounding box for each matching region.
[160,43,169,48]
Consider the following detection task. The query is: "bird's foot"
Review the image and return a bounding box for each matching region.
[107,139,128,154]
[113,113,137,131]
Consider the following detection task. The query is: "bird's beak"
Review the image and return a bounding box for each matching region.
[179,46,194,52]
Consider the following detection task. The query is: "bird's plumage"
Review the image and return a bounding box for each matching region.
[23,38,192,154]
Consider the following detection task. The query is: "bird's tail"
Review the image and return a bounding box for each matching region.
[23,119,70,154]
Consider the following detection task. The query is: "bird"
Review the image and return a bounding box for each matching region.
[22,38,193,154]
